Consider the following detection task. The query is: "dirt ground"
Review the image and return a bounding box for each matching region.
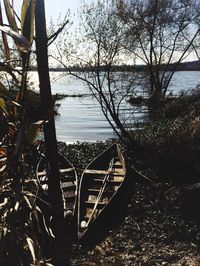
[71,181,200,265]
[58,142,200,266]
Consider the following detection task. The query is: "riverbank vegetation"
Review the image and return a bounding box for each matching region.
[58,136,200,265]
[0,1,67,264]
[55,87,200,265]
[1,0,200,265]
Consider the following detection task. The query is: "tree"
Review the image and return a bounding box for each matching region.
[35,1,69,265]
[52,0,144,144]
[53,0,200,142]
[116,0,200,102]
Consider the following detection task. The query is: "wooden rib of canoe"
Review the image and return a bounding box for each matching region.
[36,152,78,216]
[78,143,127,245]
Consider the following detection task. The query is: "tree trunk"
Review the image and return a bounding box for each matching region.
[35,1,69,264]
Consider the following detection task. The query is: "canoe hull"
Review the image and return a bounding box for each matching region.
[78,143,129,246]
[36,152,78,258]
[36,152,78,216]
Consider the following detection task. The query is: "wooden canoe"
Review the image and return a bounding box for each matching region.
[78,143,128,245]
[36,152,78,217]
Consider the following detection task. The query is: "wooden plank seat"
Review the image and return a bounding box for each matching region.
[37,171,47,177]
[113,163,123,168]
[64,194,76,202]
[61,183,76,191]
[84,169,115,175]
[38,168,74,176]
[110,173,125,177]
[114,161,122,166]
[85,200,106,209]
[88,188,113,196]
[85,169,125,177]
[60,175,75,182]
[60,168,74,173]
[92,178,123,185]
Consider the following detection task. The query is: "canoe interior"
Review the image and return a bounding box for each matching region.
[78,144,127,241]
[36,152,77,215]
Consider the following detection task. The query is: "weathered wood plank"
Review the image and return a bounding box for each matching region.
[84,169,114,175]
[60,168,74,173]
[85,200,106,209]
[88,188,113,196]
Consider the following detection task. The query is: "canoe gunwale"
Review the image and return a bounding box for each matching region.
[78,143,127,242]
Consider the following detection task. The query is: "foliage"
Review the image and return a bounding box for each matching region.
[52,0,200,145]
[163,88,200,119]
[131,87,200,146]
[0,1,54,264]
[52,0,146,144]
[131,89,200,182]
[116,0,200,99]
[0,153,52,265]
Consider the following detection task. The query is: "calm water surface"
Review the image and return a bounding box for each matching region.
[29,71,200,143]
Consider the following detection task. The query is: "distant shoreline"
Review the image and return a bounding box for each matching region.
[25,60,200,72]
[30,67,200,72]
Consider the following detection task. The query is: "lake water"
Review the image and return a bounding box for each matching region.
[29,71,200,143]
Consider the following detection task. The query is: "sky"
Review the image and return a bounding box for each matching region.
[44,0,83,22]
[14,0,85,23]
[4,0,198,64]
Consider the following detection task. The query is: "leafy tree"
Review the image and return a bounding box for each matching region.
[116,0,200,102]
[53,0,200,142]
[52,0,144,144]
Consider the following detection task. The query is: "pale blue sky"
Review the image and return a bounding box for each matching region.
[45,0,84,21]
[15,0,85,22]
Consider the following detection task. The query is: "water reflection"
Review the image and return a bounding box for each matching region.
[28,71,200,143]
